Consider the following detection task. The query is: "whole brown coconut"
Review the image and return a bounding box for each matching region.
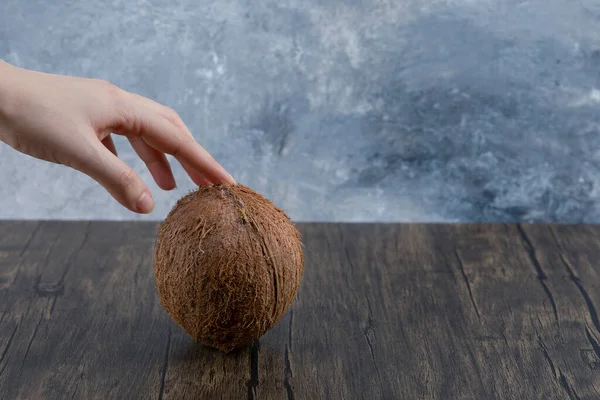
[153,183,303,353]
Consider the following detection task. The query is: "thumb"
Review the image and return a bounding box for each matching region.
[78,140,155,214]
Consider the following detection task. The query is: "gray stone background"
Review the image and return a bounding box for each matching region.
[1,0,599,222]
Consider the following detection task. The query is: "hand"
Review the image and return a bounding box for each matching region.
[0,61,235,214]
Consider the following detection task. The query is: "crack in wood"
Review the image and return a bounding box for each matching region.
[585,327,600,363]
[516,224,559,327]
[133,259,141,292]
[538,335,557,378]
[158,327,171,400]
[18,311,45,381]
[548,228,600,336]
[247,340,260,400]
[454,249,482,321]
[69,356,85,400]
[539,334,581,399]
[70,380,80,400]
[558,371,581,400]
[340,227,383,392]
[364,316,376,362]
[8,226,52,289]
[49,297,58,317]
[284,310,295,400]
[284,347,295,400]
[363,312,383,393]
[562,254,600,333]
[19,222,41,257]
[0,319,20,378]
[19,227,60,294]
[363,296,382,381]
[338,226,356,288]
[57,222,91,287]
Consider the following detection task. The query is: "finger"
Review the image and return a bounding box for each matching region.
[101,135,118,156]
[78,141,154,214]
[128,136,176,190]
[128,93,192,134]
[180,160,213,187]
[129,93,174,118]
[111,102,235,186]
[146,120,235,185]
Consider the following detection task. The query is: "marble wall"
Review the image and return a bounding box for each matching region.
[1,0,599,222]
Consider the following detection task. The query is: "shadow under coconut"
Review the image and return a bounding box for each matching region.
[162,312,298,397]
[163,328,258,398]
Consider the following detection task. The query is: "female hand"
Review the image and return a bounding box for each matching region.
[0,60,235,214]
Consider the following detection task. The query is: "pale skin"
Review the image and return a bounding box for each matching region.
[0,60,235,214]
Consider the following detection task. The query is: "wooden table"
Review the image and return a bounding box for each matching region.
[1,221,599,399]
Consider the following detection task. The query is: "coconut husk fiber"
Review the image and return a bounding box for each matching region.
[153,183,304,353]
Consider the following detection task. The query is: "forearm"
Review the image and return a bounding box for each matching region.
[0,61,12,143]
[0,59,17,97]
[0,60,23,145]
[0,60,18,115]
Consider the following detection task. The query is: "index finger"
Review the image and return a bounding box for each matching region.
[114,103,235,186]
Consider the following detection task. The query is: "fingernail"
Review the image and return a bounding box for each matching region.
[136,191,155,213]
[228,173,236,185]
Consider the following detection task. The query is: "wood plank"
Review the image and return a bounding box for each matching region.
[445,223,590,399]
[0,221,169,399]
[0,220,40,249]
[286,223,480,399]
[1,221,600,399]
[0,220,40,290]
[523,224,600,397]
[0,221,89,399]
[284,223,600,399]
[37,221,167,400]
[160,328,250,400]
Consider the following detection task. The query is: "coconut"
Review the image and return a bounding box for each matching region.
[153,183,304,353]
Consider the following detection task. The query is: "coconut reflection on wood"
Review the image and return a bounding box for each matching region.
[153,183,304,353]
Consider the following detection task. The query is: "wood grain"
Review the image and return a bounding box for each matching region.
[1,221,600,399]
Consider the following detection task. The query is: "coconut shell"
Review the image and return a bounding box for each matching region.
[153,183,304,353]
